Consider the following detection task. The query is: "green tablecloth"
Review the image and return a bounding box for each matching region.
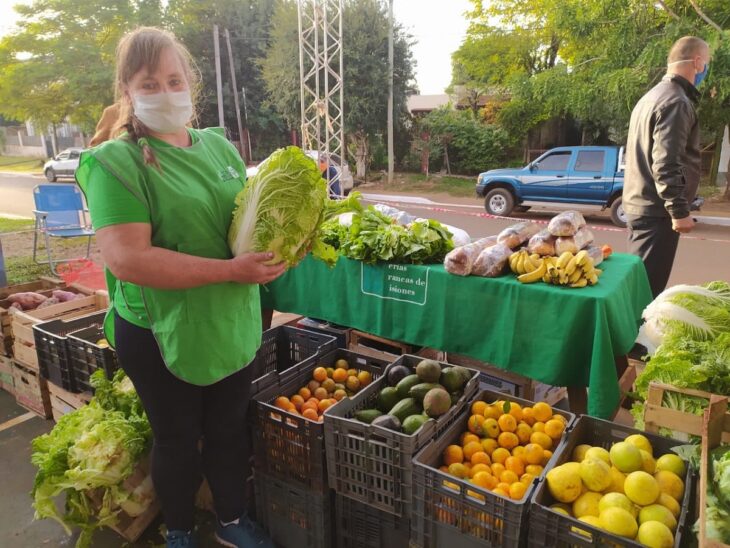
[261,253,652,418]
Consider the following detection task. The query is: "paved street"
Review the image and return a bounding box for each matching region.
[0,172,43,218]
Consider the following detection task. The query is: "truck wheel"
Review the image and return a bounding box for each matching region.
[484,188,515,217]
[610,198,627,228]
[45,168,57,182]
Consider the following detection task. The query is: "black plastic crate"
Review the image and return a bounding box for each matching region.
[411,389,575,548]
[253,349,389,493]
[335,493,411,548]
[296,317,351,349]
[32,310,107,392]
[323,354,480,518]
[250,325,338,394]
[254,470,333,548]
[528,415,696,548]
[66,325,117,392]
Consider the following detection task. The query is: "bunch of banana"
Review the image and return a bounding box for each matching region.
[509,249,546,283]
[543,250,602,288]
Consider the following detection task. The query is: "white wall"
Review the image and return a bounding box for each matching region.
[718,125,730,185]
[2,144,47,158]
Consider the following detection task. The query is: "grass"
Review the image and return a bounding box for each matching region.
[697,181,724,200]
[372,172,477,198]
[0,217,34,233]
[3,256,52,285]
[0,155,45,173]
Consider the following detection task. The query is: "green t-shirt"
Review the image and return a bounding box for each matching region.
[81,129,230,329]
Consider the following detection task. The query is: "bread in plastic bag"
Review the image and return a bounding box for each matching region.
[555,227,594,255]
[497,221,542,249]
[444,236,498,276]
[585,245,604,267]
[471,243,513,277]
[548,211,586,237]
[527,229,557,256]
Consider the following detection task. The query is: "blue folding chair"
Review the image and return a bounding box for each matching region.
[33,184,95,275]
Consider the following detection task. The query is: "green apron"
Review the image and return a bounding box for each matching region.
[77,128,261,385]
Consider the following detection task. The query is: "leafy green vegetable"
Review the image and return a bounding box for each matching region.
[228,146,362,268]
[698,445,730,543]
[31,370,151,547]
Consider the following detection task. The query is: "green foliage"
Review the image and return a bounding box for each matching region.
[420,107,512,174]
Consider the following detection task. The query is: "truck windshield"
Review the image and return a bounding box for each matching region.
[574,150,605,172]
[535,151,570,170]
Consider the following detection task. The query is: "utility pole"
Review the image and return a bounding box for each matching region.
[241,86,253,161]
[213,25,225,127]
[387,0,394,184]
[225,29,247,162]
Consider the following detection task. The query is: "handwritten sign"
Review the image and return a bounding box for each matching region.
[360,263,430,305]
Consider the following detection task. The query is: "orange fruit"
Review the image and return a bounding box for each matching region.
[285,402,298,413]
[463,441,483,461]
[318,399,334,412]
[544,419,565,440]
[493,487,509,498]
[346,376,361,392]
[357,370,372,387]
[498,432,520,451]
[472,471,493,489]
[325,367,335,378]
[302,408,319,421]
[497,414,517,433]
[542,450,553,466]
[481,438,498,455]
[347,368,357,377]
[290,394,305,410]
[448,462,468,479]
[483,405,502,420]
[471,401,488,416]
[321,378,336,393]
[307,380,321,393]
[507,402,523,422]
[313,367,328,382]
[524,443,544,465]
[274,396,290,410]
[461,432,480,446]
[333,389,347,401]
[496,482,512,493]
[520,473,536,485]
[439,465,449,473]
[443,445,464,466]
[532,402,552,422]
[509,481,527,500]
[318,415,324,422]
[468,415,486,435]
[298,387,312,400]
[533,421,545,433]
[314,387,329,400]
[505,456,525,476]
[491,462,506,477]
[491,447,510,465]
[525,464,544,476]
[522,407,536,425]
[512,446,526,459]
[470,463,491,478]
[515,423,532,445]
[332,368,348,383]
[530,432,553,450]
[471,452,492,466]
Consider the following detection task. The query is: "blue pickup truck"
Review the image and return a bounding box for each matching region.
[476,146,627,227]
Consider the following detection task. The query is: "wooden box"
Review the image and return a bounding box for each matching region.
[0,354,14,395]
[11,359,51,418]
[348,329,413,362]
[699,395,730,548]
[48,382,92,422]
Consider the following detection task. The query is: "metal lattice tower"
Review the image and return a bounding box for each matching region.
[298,0,345,193]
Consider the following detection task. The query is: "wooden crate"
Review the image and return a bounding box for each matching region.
[48,382,92,422]
[10,293,108,370]
[700,395,730,548]
[0,354,14,394]
[348,329,413,361]
[643,382,730,442]
[11,359,51,418]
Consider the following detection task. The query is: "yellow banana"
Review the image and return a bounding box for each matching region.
[570,278,588,288]
[518,259,546,283]
[543,272,552,283]
[582,257,595,272]
[569,268,583,284]
[594,268,603,276]
[522,254,535,272]
[559,268,569,285]
[530,253,541,263]
[516,253,526,274]
[557,251,573,269]
[509,252,520,273]
[564,256,578,276]
[588,272,599,285]
[575,250,589,266]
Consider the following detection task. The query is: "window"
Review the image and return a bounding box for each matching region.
[535,151,570,171]
[69,151,80,159]
[57,153,69,160]
[574,150,605,172]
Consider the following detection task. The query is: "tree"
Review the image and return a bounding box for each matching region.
[0,0,163,138]
[260,0,416,177]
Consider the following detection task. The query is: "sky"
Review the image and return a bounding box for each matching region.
[0,0,471,95]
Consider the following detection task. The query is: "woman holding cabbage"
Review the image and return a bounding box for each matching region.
[76,27,281,548]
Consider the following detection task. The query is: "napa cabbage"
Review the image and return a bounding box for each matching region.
[228,146,362,267]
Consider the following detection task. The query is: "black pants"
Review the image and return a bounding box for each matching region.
[626,214,680,299]
[114,314,253,531]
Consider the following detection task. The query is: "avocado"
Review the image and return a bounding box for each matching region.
[402,414,428,435]
[416,359,442,383]
[377,386,400,413]
[371,414,401,432]
[441,366,468,393]
[389,397,422,423]
[409,382,443,403]
[355,409,383,424]
[396,374,421,399]
[423,387,451,418]
[386,365,411,386]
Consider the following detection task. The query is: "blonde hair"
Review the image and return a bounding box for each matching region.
[113,27,200,167]
[667,36,709,64]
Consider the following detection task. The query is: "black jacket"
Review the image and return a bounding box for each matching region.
[623,75,701,220]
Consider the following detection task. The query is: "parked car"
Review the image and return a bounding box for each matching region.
[476,146,628,227]
[44,148,82,182]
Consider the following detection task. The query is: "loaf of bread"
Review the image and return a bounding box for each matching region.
[527,229,557,256]
[497,221,542,249]
[444,236,498,276]
[548,211,586,237]
[555,227,595,255]
[471,243,513,277]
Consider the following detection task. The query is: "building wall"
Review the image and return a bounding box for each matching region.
[718,126,729,185]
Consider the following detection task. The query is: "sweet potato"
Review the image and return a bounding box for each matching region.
[7,292,48,310]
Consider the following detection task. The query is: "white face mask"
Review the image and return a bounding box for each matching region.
[132,90,193,134]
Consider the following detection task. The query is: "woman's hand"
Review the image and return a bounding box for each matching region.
[228,252,287,285]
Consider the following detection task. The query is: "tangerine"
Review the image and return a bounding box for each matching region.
[532,421,546,433]
[461,432,480,446]
[298,387,312,400]
[505,456,525,476]
[468,414,486,435]
[491,463,506,477]
[443,445,464,466]
[318,399,334,412]
[483,405,502,420]
[522,407,536,425]
[332,368,348,383]
[481,438,498,455]
[526,464,544,476]
[524,443,545,465]
[313,367,328,382]
[448,463,468,479]
[463,441,483,461]
[302,408,319,421]
[470,463,491,477]
[544,419,565,440]
[346,376,361,392]
[357,370,372,387]
[471,401,488,416]
[472,471,493,489]
[532,402,553,422]
[530,431,553,450]
[498,432,520,450]
[497,414,517,432]
[507,402,523,422]
[290,394,305,410]
[274,396,290,410]
[333,389,347,401]
[515,423,533,445]
[314,387,329,400]
[512,446,526,459]
[542,450,553,466]
[509,481,527,500]
[492,447,511,465]
[471,452,492,466]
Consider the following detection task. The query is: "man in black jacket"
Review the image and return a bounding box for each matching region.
[623,36,710,298]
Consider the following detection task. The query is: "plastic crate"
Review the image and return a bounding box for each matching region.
[324,354,480,517]
[250,325,338,393]
[66,325,117,392]
[297,317,351,349]
[528,415,697,548]
[32,310,107,392]
[334,493,411,548]
[253,349,389,493]
[254,470,333,548]
[411,389,575,548]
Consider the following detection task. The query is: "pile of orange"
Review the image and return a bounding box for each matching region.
[273,359,373,422]
[439,399,566,500]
